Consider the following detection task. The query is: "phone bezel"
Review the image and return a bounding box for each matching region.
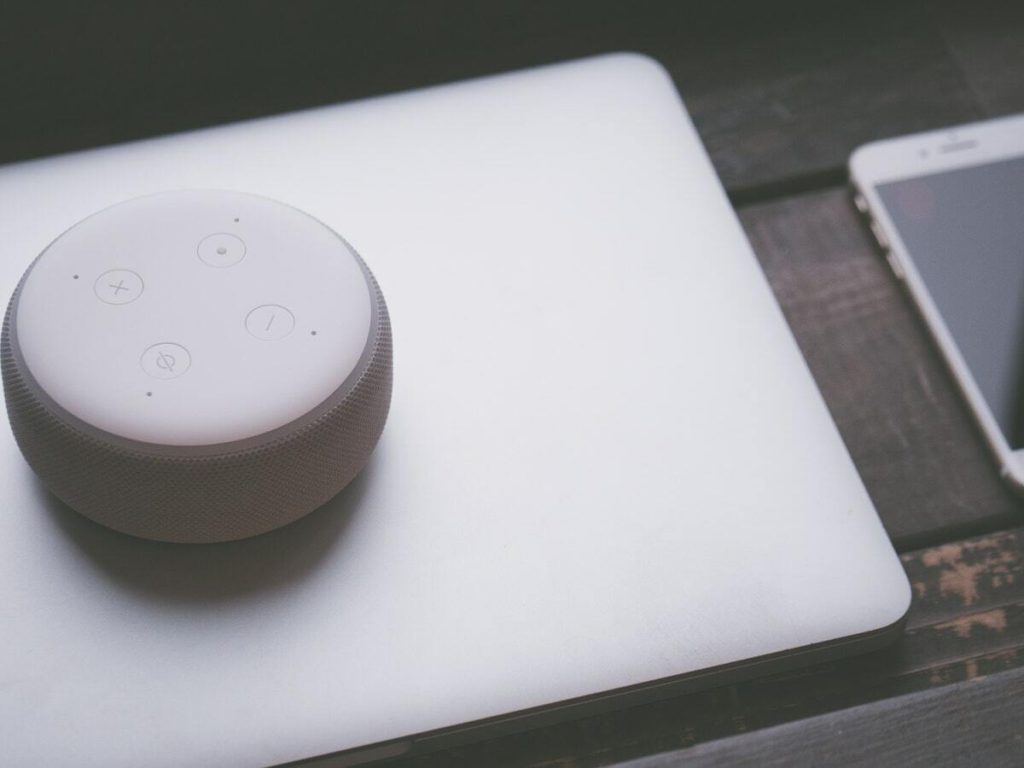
[849,113,1024,493]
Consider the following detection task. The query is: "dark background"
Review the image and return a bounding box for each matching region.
[4,0,1017,198]
[3,2,1023,766]
[1,1,819,163]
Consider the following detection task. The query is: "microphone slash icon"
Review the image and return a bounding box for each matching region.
[142,343,191,379]
[156,352,176,373]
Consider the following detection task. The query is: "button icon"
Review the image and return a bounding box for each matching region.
[141,343,191,379]
[198,233,246,267]
[246,304,295,340]
[94,269,144,305]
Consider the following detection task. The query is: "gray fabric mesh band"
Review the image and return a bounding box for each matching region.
[1,262,392,544]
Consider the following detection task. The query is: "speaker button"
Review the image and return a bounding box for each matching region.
[141,343,191,380]
[94,269,144,305]
[246,304,295,340]
[198,233,246,267]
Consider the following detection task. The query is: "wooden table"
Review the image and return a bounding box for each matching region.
[3,2,1023,765]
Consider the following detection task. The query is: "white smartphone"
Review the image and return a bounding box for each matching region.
[850,113,1024,492]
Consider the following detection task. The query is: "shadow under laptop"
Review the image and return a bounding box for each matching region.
[40,460,376,605]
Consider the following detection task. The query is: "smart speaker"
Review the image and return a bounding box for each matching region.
[1,190,392,543]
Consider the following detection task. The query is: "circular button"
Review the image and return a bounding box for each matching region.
[198,233,246,267]
[141,343,191,380]
[94,269,144,305]
[246,304,295,340]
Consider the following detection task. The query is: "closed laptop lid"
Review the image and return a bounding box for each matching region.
[0,54,909,767]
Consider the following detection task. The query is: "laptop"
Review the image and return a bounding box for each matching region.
[0,54,910,767]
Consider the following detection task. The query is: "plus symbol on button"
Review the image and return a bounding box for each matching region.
[109,280,129,295]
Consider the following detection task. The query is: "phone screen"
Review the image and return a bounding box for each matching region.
[876,155,1024,447]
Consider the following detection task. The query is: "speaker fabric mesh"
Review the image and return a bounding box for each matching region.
[1,261,392,544]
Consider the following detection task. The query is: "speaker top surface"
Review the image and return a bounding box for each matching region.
[14,190,372,445]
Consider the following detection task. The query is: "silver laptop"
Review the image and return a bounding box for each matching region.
[0,54,909,767]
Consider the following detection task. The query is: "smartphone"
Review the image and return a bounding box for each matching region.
[849,113,1024,491]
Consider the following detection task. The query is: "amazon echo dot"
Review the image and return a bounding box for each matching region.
[1,190,392,543]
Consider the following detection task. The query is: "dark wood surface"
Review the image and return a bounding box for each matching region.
[740,190,1021,548]
[625,665,1024,767]
[2,1,1023,766]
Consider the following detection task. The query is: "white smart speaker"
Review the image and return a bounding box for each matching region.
[1,190,392,543]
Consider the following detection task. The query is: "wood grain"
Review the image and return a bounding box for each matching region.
[661,4,986,198]
[620,665,1024,768]
[937,0,1024,117]
[377,528,1024,767]
[738,187,1022,548]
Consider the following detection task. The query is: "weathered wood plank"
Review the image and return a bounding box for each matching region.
[738,188,1022,548]
[938,1,1024,116]
[905,529,1024,625]
[382,528,1024,767]
[619,665,1024,768]
[660,5,987,197]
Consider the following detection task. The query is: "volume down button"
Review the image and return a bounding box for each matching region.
[869,220,890,250]
[884,250,905,280]
[868,220,904,280]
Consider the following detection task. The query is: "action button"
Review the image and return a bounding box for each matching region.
[198,233,246,267]
[94,269,144,305]
[141,343,191,380]
[246,304,295,340]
